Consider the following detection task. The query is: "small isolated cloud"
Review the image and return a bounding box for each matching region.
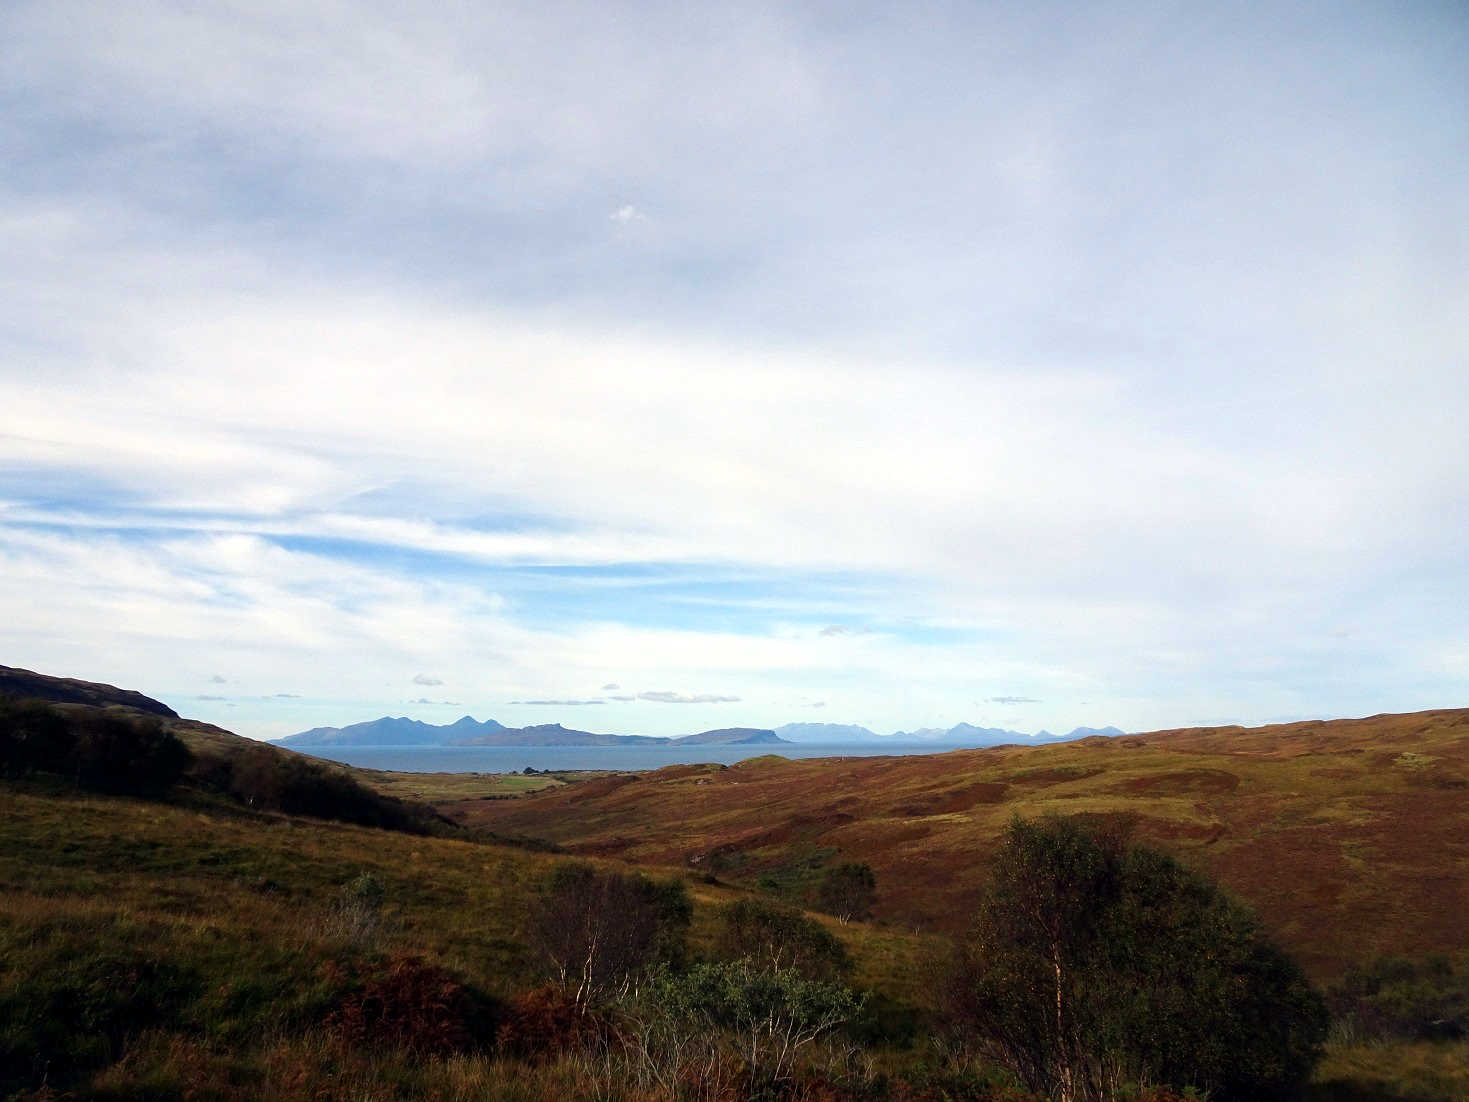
[609,204,646,225]
[608,694,636,701]
[818,624,870,637]
[196,694,227,701]
[515,698,605,706]
[208,674,227,684]
[273,692,300,699]
[602,682,621,691]
[810,701,827,709]
[639,691,740,704]
[412,673,444,686]
[989,696,1041,705]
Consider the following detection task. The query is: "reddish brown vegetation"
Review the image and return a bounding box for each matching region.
[495,984,612,1061]
[453,708,1469,977]
[330,954,487,1057]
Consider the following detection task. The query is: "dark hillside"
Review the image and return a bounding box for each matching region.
[0,662,178,718]
[0,674,452,837]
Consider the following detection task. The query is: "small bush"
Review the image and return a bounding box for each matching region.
[642,959,865,1091]
[330,954,492,1058]
[715,898,852,982]
[324,872,388,946]
[1327,954,1469,1042]
[816,863,877,923]
[528,863,691,1005]
[496,984,612,1061]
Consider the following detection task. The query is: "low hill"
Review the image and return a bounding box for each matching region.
[673,727,785,745]
[454,707,1469,979]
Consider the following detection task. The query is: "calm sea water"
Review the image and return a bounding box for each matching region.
[298,742,962,773]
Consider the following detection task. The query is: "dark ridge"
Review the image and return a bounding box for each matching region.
[0,663,178,718]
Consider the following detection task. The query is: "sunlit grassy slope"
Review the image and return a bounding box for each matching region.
[0,776,937,1098]
[5,714,1468,1099]
[458,709,1469,979]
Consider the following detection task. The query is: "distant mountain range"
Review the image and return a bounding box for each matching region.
[278,715,1121,749]
[276,717,788,749]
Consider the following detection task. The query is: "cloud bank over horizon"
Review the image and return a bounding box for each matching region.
[1,2,1465,740]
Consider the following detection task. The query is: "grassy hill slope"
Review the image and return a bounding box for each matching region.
[455,708,1469,978]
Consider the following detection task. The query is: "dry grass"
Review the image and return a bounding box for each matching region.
[458,708,1469,979]
[8,710,1469,1098]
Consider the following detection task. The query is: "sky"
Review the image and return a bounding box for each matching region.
[1,1,1466,742]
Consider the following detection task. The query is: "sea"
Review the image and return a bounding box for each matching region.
[298,742,969,774]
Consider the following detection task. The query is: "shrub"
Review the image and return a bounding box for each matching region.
[1327,953,1469,1042]
[640,959,864,1093]
[325,872,388,946]
[816,862,876,923]
[942,815,1327,1102]
[527,863,691,1006]
[714,898,852,981]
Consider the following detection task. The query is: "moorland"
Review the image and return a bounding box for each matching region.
[3,663,1468,1100]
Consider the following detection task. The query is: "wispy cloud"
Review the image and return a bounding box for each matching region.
[1,2,1464,740]
[639,691,740,704]
[514,698,605,706]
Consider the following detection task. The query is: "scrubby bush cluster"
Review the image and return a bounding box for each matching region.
[1327,954,1469,1043]
[0,696,191,796]
[192,744,445,833]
